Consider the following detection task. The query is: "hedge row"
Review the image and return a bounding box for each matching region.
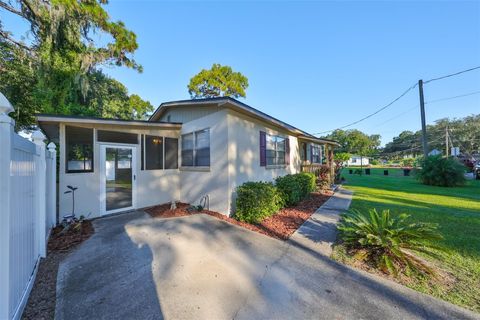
[235,172,316,223]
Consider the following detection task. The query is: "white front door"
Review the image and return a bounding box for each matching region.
[100,144,137,215]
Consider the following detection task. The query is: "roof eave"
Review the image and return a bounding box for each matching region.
[148,98,340,145]
[36,114,182,129]
[297,135,341,146]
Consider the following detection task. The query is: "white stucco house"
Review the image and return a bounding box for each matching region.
[37,97,338,219]
[346,155,370,166]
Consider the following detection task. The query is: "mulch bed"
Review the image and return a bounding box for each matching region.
[146,190,332,240]
[145,202,192,218]
[21,220,94,320]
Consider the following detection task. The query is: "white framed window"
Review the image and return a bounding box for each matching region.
[266,134,286,166]
[311,145,321,164]
[181,129,210,167]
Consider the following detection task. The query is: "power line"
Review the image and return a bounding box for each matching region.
[329,89,480,134]
[425,90,480,104]
[312,66,480,137]
[424,66,480,84]
[374,105,418,127]
[313,82,418,135]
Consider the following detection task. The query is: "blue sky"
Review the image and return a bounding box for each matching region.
[3,1,480,145]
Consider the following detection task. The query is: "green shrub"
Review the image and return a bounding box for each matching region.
[401,158,415,167]
[235,181,284,223]
[416,155,466,187]
[275,172,316,206]
[297,172,316,194]
[337,208,442,276]
[370,159,379,166]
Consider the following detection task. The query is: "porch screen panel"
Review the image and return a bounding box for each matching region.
[97,130,138,144]
[145,135,164,170]
[65,126,93,173]
[165,137,178,169]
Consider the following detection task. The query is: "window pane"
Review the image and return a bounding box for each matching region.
[97,130,138,144]
[66,126,93,173]
[266,135,275,150]
[195,129,210,166]
[117,148,132,169]
[181,133,194,166]
[165,137,178,169]
[311,145,321,164]
[276,151,285,164]
[276,137,285,151]
[145,135,164,170]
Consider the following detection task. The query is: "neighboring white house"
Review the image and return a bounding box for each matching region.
[37,97,338,218]
[346,155,370,166]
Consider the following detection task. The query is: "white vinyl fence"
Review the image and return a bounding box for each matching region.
[0,103,57,320]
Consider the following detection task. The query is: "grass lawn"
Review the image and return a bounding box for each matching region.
[332,168,480,312]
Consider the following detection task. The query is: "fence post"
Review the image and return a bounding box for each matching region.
[47,142,57,228]
[32,130,47,258]
[0,93,14,319]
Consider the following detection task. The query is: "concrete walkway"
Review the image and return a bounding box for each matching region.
[289,187,353,256]
[55,211,479,320]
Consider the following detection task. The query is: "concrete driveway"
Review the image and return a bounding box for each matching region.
[56,211,478,320]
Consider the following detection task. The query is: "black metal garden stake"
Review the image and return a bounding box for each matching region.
[64,185,78,217]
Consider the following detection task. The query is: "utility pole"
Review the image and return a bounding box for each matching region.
[418,79,428,158]
[445,124,449,158]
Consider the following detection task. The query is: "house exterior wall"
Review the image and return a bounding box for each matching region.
[55,106,332,218]
[226,110,302,214]
[179,109,231,215]
[59,123,181,219]
[159,105,220,123]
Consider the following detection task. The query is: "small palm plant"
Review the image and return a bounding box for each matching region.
[337,208,442,276]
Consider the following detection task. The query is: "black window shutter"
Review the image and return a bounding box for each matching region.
[259,131,266,166]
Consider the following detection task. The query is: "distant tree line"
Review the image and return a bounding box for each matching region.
[322,129,381,158]
[382,115,480,158]
[322,114,479,160]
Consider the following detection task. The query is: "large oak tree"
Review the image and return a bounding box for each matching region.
[188,63,249,99]
[0,0,153,129]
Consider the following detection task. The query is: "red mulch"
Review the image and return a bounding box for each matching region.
[48,220,95,251]
[22,220,94,320]
[147,191,332,240]
[145,202,192,218]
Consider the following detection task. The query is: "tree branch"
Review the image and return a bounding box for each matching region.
[0,29,33,53]
[0,1,25,18]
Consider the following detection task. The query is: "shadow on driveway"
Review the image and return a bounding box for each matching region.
[55,211,479,320]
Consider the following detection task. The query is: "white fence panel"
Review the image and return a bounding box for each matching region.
[9,134,38,319]
[0,102,56,320]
